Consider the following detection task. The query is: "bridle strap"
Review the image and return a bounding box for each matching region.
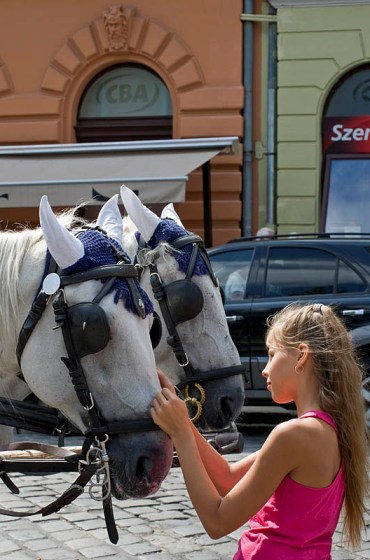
[59,263,138,286]
[85,418,160,438]
[16,255,59,365]
[150,269,195,378]
[176,364,246,390]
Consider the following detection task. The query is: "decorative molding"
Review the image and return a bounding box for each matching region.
[41,4,203,97]
[103,4,134,51]
[269,0,370,7]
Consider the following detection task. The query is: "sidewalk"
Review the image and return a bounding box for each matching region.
[0,435,368,559]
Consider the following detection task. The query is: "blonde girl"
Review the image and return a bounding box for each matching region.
[151,303,369,559]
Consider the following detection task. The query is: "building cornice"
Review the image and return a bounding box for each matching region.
[270,0,370,7]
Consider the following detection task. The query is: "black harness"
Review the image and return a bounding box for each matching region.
[16,242,160,442]
[136,233,245,422]
[9,230,160,543]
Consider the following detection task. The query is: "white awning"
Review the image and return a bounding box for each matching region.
[0,137,238,207]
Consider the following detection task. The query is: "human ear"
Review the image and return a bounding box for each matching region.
[296,343,310,368]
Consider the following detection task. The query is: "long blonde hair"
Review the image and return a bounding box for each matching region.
[267,303,369,548]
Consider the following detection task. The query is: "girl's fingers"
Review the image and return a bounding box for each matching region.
[157,369,176,393]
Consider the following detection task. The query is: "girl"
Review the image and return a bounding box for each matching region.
[151,303,369,559]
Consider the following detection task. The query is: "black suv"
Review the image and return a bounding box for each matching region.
[208,234,370,423]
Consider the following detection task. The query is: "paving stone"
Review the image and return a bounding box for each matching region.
[127,523,153,535]
[184,552,220,560]
[7,528,46,542]
[119,541,161,555]
[2,552,37,560]
[24,539,59,552]
[74,544,119,558]
[52,529,91,542]
[0,539,21,553]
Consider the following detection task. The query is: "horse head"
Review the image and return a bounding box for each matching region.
[17,195,173,499]
[119,186,245,431]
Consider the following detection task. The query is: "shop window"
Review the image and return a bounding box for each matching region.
[323,155,370,234]
[322,65,370,233]
[75,65,172,142]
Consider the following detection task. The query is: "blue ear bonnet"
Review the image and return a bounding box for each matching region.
[146,219,208,277]
[61,229,153,317]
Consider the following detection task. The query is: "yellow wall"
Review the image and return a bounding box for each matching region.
[276,4,370,233]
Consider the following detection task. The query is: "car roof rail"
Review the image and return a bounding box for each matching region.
[227,232,370,243]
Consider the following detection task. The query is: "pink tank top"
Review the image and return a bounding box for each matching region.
[233,410,345,560]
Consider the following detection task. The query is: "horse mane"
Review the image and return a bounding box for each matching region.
[0,205,84,374]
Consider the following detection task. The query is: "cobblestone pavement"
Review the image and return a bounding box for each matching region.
[0,430,368,560]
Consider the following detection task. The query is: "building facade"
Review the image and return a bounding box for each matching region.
[0,0,249,245]
[271,0,370,235]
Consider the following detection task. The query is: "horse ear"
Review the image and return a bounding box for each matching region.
[120,184,161,242]
[96,194,123,246]
[39,195,85,269]
[161,203,184,227]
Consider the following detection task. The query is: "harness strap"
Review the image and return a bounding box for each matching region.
[59,263,139,286]
[0,461,98,518]
[103,493,119,544]
[176,364,246,390]
[0,396,70,436]
[85,417,160,437]
[150,268,194,377]
[16,256,59,365]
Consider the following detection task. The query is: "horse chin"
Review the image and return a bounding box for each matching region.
[106,431,173,500]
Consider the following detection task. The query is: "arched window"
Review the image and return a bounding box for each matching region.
[75,64,172,142]
[322,65,370,233]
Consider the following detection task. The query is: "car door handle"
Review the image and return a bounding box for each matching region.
[342,309,365,316]
[226,315,244,323]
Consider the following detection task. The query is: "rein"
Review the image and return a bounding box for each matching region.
[137,233,245,422]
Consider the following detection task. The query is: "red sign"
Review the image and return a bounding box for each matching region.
[323,116,370,154]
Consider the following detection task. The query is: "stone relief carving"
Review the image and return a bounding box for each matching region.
[103,5,132,51]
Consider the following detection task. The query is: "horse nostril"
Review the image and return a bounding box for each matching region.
[136,455,151,483]
[220,397,233,420]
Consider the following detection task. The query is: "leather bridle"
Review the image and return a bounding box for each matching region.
[136,233,245,422]
[17,237,160,447]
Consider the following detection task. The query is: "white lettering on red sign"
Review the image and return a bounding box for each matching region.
[331,124,370,142]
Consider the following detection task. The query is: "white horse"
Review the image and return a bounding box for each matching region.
[116,186,245,431]
[0,196,173,500]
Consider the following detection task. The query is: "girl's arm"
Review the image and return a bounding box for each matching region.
[189,422,259,495]
[151,373,300,539]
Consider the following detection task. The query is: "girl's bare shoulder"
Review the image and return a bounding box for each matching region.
[263,417,323,452]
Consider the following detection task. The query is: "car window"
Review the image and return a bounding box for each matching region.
[337,259,366,293]
[209,249,254,300]
[265,247,365,297]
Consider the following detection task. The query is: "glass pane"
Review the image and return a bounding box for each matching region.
[209,249,254,300]
[325,158,370,233]
[337,260,366,293]
[325,66,370,117]
[79,66,172,118]
[266,248,336,296]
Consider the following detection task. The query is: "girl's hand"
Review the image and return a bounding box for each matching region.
[151,369,191,440]
[156,369,176,394]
